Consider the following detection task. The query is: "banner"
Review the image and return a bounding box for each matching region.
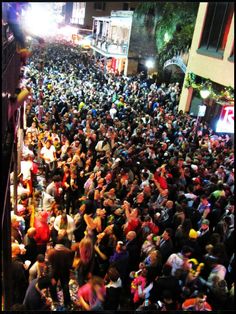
[111,58,117,71]
[215,105,234,133]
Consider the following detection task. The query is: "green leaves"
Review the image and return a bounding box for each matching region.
[135,2,199,67]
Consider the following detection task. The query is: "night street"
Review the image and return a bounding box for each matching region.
[1,2,234,312]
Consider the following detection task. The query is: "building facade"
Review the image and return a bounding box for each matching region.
[179,2,234,129]
[91,10,157,76]
[91,11,133,75]
[2,4,25,309]
[69,2,138,29]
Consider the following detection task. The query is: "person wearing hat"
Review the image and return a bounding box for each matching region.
[184,229,202,260]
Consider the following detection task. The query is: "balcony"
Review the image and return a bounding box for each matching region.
[91,37,128,57]
[2,23,21,148]
[2,23,18,73]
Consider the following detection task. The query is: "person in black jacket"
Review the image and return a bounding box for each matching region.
[47,236,74,307]
[11,243,28,305]
[104,267,122,310]
[156,228,174,263]
[11,214,23,244]
[149,264,181,303]
[125,231,140,274]
[23,276,52,310]
[109,241,129,284]
[23,227,38,264]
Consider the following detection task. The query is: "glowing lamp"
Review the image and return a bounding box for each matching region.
[146,59,155,69]
[200,89,210,99]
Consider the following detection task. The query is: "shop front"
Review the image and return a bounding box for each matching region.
[108,57,127,75]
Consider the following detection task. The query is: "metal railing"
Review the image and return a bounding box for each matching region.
[2,23,18,73]
[91,37,128,55]
[163,55,187,73]
[2,39,17,73]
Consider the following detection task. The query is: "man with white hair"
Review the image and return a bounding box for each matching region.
[11,213,24,244]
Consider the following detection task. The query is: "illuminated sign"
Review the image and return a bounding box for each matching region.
[198,104,207,117]
[216,105,234,133]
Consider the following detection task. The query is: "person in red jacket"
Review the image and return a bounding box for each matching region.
[34,211,50,255]
[182,292,212,311]
[153,166,168,190]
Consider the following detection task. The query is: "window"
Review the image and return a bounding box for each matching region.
[199,2,234,56]
[71,2,86,25]
[94,2,106,11]
[229,44,234,62]
[123,3,129,10]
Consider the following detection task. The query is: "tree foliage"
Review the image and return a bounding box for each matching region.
[136,2,199,67]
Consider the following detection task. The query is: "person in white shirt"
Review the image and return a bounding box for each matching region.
[40,139,56,180]
[21,154,33,181]
[42,191,56,212]
[10,173,30,204]
[166,246,192,276]
[53,213,75,242]
[40,140,56,164]
[140,172,150,189]
[110,104,117,120]
[26,121,38,136]
[95,138,111,153]
[22,139,35,158]
[184,186,197,207]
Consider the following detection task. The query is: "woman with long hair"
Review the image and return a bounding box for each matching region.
[72,237,95,287]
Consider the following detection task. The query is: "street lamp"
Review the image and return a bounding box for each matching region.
[200,89,211,99]
[146,59,155,69]
[194,88,210,141]
[146,59,155,78]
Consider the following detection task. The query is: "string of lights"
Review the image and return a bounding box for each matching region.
[185,72,234,103]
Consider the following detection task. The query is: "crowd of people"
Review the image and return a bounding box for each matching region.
[10,42,234,311]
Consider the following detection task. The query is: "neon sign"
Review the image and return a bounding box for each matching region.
[216,105,234,133]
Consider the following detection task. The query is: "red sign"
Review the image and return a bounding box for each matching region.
[216,105,234,133]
